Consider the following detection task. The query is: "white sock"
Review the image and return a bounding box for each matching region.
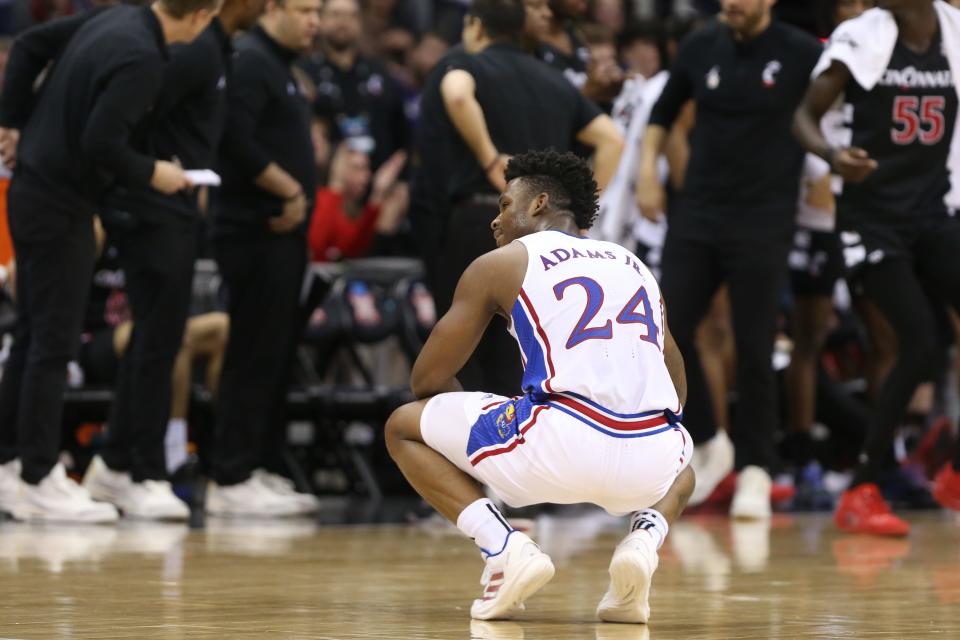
[164,418,188,475]
[457,498,514,557]
[630,509,669,550]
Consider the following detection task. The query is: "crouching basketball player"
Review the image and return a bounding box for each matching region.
[385,150,695,622]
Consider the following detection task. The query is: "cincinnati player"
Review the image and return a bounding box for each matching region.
[794,0,960,536]
[785,0,871,475]
[385,150,694,622]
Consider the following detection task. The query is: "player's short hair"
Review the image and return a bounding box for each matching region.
[467,0,525,42]
[160,0,220,19]
[505,149,599,230]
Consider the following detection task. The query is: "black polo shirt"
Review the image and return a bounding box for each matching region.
[298,51,410,170]
[411,44,469,217]
[7,5,168,216]
[217,26,315,235]
[105,19,233,223]
[445,42,601,202]
[649,20,821,228]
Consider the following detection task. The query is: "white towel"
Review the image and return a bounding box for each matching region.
[593,70,670,246]
[813,1,960,90]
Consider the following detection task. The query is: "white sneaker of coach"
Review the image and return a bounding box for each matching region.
[470,531,555,621]
[205,477,306,517]
[596,528,659,624]
[730,465,772,520]
[83,455,189,521]
[688,430,735,506]
[252,469,320,514]
[13,463,118,523]
[83,455,133,504]
[0,458,22,515]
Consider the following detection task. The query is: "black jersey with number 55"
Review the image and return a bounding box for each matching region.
[839,31,958,224]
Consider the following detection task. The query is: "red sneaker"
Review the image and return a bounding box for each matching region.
[932,463,960,511]
[834,483,910,537]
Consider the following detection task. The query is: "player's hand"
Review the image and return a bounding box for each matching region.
[583,58,625,104]
[636,165,665,221]
[485,154,510,192]
[830,147,877,184]
[370,150,408,205]
[150,160,192,195]
[0,128,20,169]
[270,191,307,233]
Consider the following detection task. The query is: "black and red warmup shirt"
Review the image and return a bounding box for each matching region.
[839,30,958,224]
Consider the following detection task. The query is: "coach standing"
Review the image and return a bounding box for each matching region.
[206,0,322,517]
[83,0,267,522]
[0,0,216,523]
[637,0,821,519]
[434,0,623,397]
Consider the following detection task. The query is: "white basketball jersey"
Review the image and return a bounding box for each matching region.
[509,230,681,421]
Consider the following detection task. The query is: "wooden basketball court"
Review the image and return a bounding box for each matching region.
[0,510,957,638]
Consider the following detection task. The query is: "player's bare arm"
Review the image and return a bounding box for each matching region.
[793,61,878,183]
[411,242,526,399]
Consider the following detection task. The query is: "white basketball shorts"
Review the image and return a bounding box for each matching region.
[420,391,693,516]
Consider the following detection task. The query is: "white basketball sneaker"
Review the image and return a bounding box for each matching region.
[0,458,22,515]
[688,430,734,506]
[13,463,119,523]
[83,455,189,521]
[470,531,555,620]
[596,529,660,623]
[205,477,306,517]
[730,466,772,520]
[83,455,132,503]
[252,469,320,514]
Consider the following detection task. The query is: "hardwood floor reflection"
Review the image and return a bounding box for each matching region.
[0,511,957,638]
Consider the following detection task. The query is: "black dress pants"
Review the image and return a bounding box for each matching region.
[211,230,307,485]
[99,215,197,482]
[659,214,792,472]
[0,180,96,484]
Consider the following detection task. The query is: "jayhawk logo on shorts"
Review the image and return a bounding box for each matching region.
[496,404,517,438]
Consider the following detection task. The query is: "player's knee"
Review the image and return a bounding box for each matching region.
[384,402,419,453]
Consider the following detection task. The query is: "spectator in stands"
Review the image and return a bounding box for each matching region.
[209,0,323,517]
[638,0,822,519]
[308,140,408,261]
[534,0,623,103]
[618,21,662,79]
[0,0,213,524]
[580,24,623,110]
[523,0,552,49]
[431,0,623,397]
[300,0,412,171]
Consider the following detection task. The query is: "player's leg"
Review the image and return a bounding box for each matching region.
[785,230,842,445]
[838,258,938,535]
[385,394,555,620]
[385,399,486,521]
[597,465,695,624]
[724,230,791,519]
[917,221,960,508]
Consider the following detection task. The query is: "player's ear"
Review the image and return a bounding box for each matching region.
[530,192,549,217]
